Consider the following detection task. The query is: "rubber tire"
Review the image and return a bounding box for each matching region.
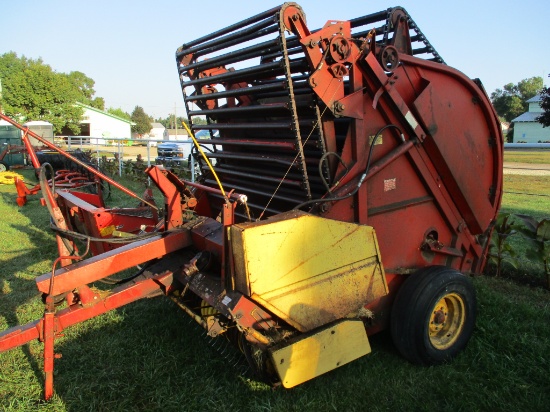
[390,266,476,365]
[0,161,9,172]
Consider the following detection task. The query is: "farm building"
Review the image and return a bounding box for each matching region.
[511,95,550,143]
[63,102,133,144]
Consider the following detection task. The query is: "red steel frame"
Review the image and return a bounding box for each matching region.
[0,228,193,398]
[0,163,244,400]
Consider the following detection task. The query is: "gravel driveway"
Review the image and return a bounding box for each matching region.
[503,163,550,176]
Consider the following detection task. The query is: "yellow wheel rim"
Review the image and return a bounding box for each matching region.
[428,293,466,350]
[0,171,24,185]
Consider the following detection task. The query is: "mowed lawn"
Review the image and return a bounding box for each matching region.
[0,160,549,411]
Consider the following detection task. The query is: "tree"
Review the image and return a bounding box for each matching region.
[65,71,95,101]
[536,86,550,128]
[108,107,131,121]
[90,97,105,110]
[131,106,152,135]
[65,71,104,110]
[491,76,543,122]
[155,114,189,129]
[0,52,103,133]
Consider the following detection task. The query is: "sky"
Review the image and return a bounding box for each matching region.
[1,0,549,119]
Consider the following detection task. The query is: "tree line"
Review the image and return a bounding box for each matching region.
[1,52,548,136]
[0,52,165,136]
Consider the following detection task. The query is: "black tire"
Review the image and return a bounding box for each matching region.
[0,161,9,172]
[390,266,476,365]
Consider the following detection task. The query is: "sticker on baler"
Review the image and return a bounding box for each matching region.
[369,135,383,146]
[405,111,419,130]
[99,225,116,237]
[384,178,397,191]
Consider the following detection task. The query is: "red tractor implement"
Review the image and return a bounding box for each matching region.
[0,3,502,400]
[0,114,120,206]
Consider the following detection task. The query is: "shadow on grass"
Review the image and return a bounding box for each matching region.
[0,222,57,389]
[51,298,251,410]
[0,175,60,393]
[485,261,548,289]
[48,297,401,411]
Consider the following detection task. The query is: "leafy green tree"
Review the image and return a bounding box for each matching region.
[0,52,103,133]
[131,106,152,135]
[491,76,543,122]
[65,71,95,100]
[191,117,208,126]
[108,107,131,121]
[536,86,550,128]
[90,97,105,110]
[65,71,104,110]
[155,114,190,129]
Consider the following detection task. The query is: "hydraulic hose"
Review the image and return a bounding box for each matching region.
[294,124,404,211]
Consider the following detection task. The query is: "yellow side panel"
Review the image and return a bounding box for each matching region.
[270,319,371,388]
[231,210,387,332]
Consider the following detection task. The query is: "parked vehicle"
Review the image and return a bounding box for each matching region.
[155,129,219,172]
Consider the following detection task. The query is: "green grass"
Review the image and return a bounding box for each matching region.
[501,174,550,218]
[503,150,550,164]
[1,169,550,411]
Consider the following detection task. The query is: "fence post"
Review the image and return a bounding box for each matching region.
[95,138,100,168]
[191,154,195,182]
[146,141,151,186]
[117,140,122,177]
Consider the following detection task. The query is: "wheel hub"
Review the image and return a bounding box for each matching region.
[428,293,466,350]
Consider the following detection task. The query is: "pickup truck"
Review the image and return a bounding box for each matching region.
[155,129,219,172]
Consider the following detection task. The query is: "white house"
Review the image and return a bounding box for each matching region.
[146,122,167,146]
[149,123,168,140]
[75,102,133,144]
[511,95,550,143]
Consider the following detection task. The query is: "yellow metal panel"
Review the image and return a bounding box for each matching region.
[230,210,387,331]
[269,319,371,388]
